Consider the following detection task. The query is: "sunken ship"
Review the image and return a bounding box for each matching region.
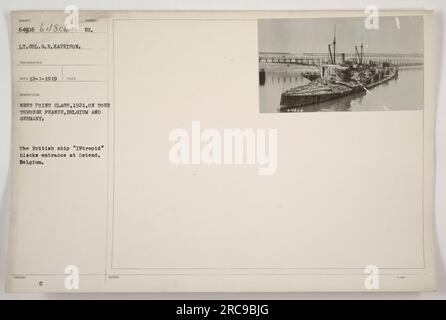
[279,30,398,111]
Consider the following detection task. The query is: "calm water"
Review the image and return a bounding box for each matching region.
[259,63,423,113]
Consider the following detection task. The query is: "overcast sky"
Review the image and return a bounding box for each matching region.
[258,16,423,55]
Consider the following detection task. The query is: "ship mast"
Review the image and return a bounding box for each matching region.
[355,42,364,64]
[328,44,333,64]
[355,45,361,63]
[359,32,364,64]
[328,25,336,64]
[333,25,336,64]
[360,42,363,64]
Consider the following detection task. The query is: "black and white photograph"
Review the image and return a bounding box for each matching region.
[258,16,424,112]
[1,1,445,303]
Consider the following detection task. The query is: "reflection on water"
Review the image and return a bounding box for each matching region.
[282,91,368,112]
[258,63,423,113]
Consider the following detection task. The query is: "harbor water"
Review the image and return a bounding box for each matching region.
[259,63,424,113]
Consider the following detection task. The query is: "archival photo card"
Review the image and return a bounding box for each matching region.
[258,16,424,113]
[7,11,435,293]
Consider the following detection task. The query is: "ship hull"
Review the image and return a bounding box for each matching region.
[279,68,398,111]
[280,86,363,109]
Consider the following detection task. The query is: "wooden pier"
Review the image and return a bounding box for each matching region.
[259,53,423,68]
[259,55,322,66]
